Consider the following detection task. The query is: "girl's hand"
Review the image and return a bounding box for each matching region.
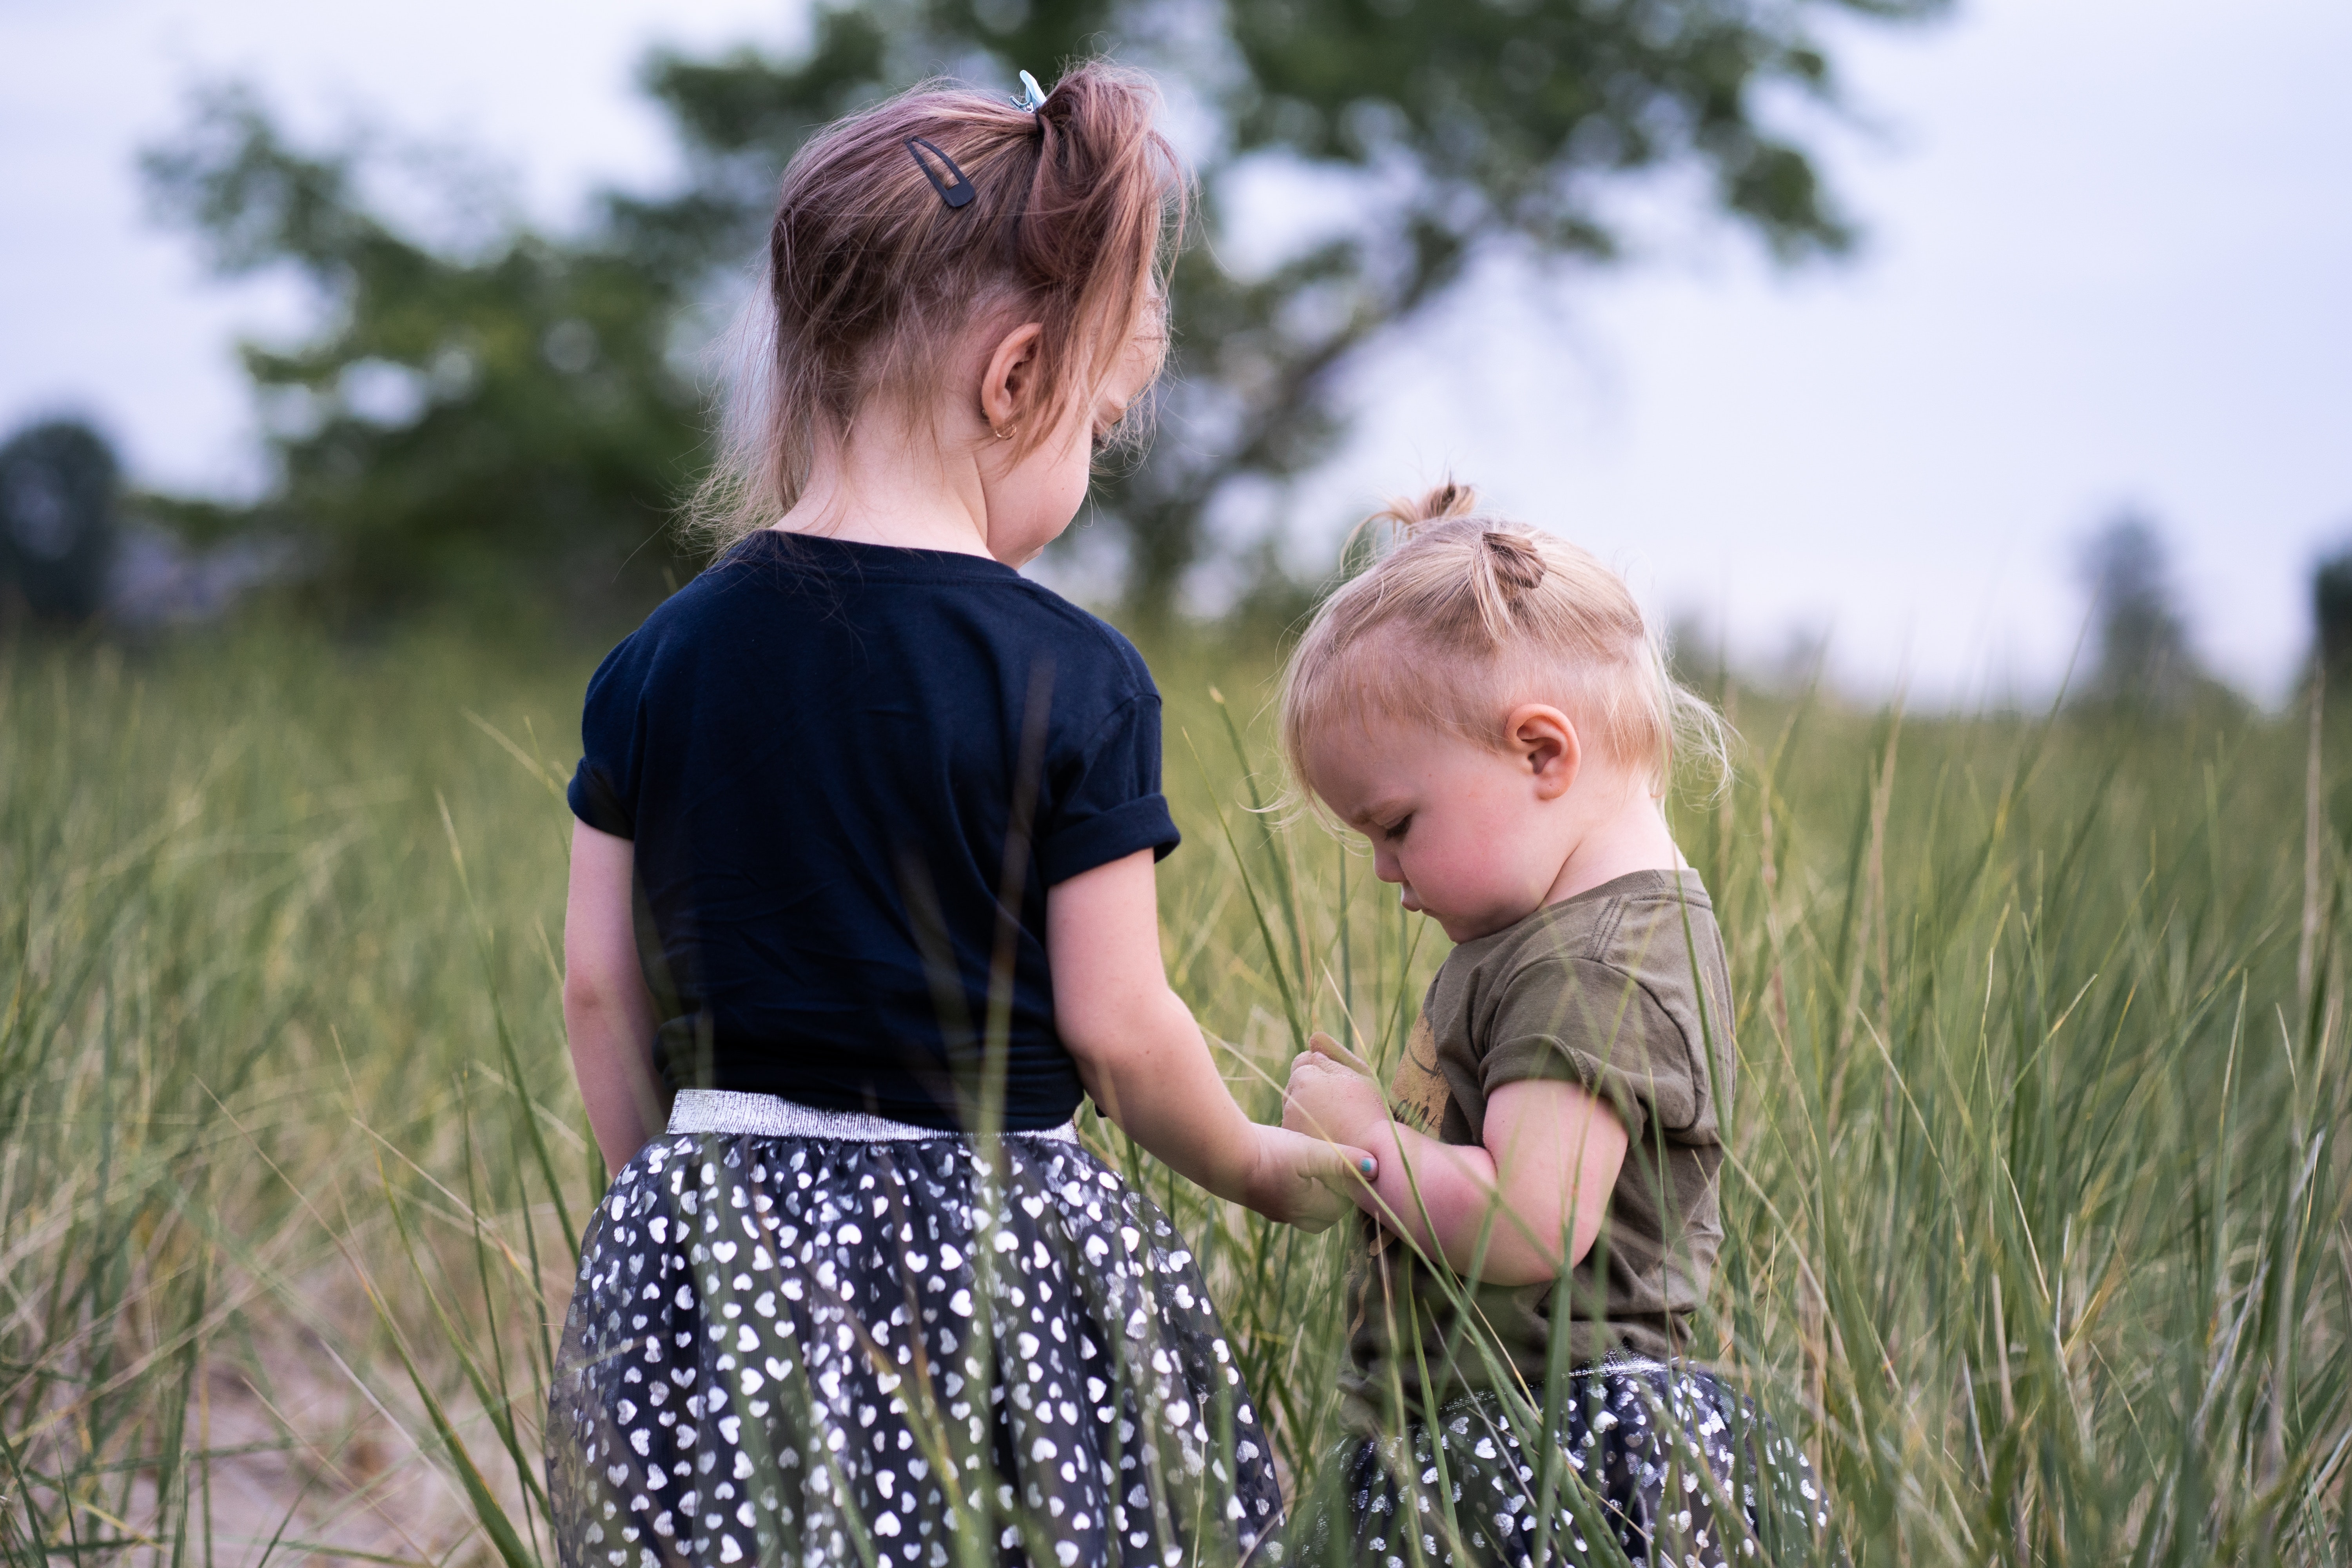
[1242,1123,1377,1233]
[1049,851,1375,1223]
[1282,1031,1388,1152]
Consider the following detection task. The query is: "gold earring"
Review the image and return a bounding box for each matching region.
[993,425,1016,441]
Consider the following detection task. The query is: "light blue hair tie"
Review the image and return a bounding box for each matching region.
[1013,70,1047,112]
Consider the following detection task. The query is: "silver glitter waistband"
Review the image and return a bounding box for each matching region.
[666,1088,1076,1143]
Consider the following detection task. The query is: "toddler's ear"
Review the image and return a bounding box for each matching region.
[1307,1031,1376,1076]
[1505,702,1581,799]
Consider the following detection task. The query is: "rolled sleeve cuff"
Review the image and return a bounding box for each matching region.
[1038,794,1180,886]
[1481,1038,1650,1146]
[568,760,635,840]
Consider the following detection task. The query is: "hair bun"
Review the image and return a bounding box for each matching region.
[1481,530,1546,596]
[1374,479,1479,534]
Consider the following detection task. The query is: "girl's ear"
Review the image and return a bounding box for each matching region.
[1506,704,1581,800]
[979,321,1046,437]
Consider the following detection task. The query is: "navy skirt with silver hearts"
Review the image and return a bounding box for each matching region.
[546,1091,1284,1568]
[1293,1363,1825,1567]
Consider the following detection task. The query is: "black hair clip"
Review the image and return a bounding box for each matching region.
[906,137,976,209]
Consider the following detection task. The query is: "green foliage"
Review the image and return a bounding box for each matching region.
[2312,542,2352,688]
[145,0,1945,619]
[144,88,708,615]
[0,420,120,622]
[6,622,2352,1564]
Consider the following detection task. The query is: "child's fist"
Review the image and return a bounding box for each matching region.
[1282,1031,1388,1152]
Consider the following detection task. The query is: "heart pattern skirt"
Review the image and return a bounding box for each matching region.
[1292,1365,1824,1567]
[546,1120,1283,1568]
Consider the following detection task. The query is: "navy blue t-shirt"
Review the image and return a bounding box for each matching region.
[567,531,1179,1131]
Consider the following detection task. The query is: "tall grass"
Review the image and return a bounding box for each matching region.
[4,622,2348,1565]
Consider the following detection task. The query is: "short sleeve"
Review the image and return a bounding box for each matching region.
[567,637,644,840]
[1036,693,1180,886]
[1478,958,1702,1145]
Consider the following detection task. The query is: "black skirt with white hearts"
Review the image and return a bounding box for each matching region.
[546,1092,1284,1568]
[1291,1362,1827,1568]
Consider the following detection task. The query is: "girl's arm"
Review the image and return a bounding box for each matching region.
[1048,849,1375,1230]
[563,820,668,1174]
[1284,1035,1628,1285]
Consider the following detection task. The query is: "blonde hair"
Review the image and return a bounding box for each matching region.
[1278,482,1729,803]
[690,63,1185,553]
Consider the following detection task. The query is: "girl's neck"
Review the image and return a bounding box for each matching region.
[1542,774,1685,909]
[773,421,995,559]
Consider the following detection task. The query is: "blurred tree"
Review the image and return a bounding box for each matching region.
[2312,539,2352,685]
[144,87,709,615]
[2076,512,2204,711]
[149,0,1946,619]
[631,0,1945,624]
[2312,539,2352,845]
[0,419,120,623]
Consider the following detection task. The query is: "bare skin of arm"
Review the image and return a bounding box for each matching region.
[563,820,668,1174]
[1050,850,1376,1230]
[1283,1033,1629,1284]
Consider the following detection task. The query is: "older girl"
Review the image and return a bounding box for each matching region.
[550,66,1369,1568]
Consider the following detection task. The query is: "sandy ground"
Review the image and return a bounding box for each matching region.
[183,1346,515,1568]
[9,1255,571,1568]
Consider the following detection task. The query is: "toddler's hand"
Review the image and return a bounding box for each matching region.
[1283,1031,1387,1152]
[1242,1123,1376,1233]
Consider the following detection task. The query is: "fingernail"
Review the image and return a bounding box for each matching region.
[1359,1157,1377,1177]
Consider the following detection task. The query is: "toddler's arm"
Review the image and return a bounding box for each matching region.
[1283,1034,1627,1285]
[563,820,668,1174]
[1049,850,1374,1230]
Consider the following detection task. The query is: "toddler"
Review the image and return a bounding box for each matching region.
[1279,484,1820,1566]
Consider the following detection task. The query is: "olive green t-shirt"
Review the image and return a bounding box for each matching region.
[1336,869,1735,1430]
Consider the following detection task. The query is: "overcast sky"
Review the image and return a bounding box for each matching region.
[5,0,2347,703]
